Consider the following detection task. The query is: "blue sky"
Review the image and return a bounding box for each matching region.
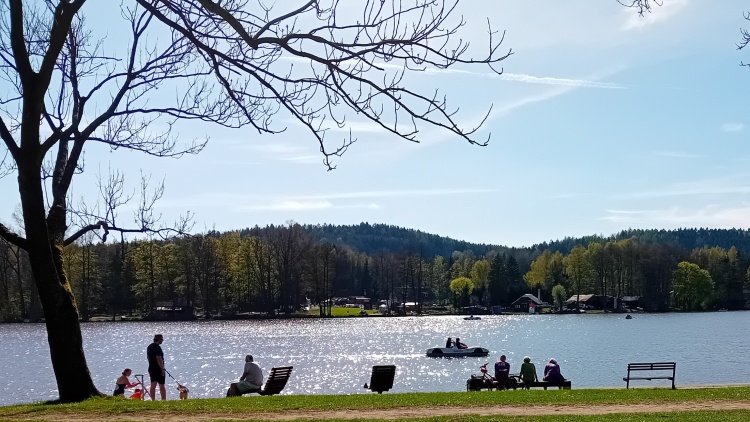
[3,0,750,248]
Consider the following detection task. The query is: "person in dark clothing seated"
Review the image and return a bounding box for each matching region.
[455,338,468,349]
[494,355,511,390]
[543,358,565,383]
[113,368,140,396]
[445,337,453,348]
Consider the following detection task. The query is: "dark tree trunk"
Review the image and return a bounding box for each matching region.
[18,151,101,402]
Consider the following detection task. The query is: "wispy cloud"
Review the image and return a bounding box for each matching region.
[244,200,333,211]
[376,62,625,89]
[550,192,586,199]
[601,205,750,227]
[653,151,705,159]
[279,155,320,164]
[160,188,494,210]
[722,123,744,133]
[621,0,688,31]
[428,69,624,89]
[292,187,499,200]
[242,201,380,212]
[612,179,750,200]
[218,140,320,164]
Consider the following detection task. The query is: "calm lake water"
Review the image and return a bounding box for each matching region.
[1,312,748,405]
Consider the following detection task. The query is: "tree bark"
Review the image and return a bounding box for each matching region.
[17,144,101,402]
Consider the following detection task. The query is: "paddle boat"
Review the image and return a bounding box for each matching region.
[463,315,481,320]
[426,345,489,357]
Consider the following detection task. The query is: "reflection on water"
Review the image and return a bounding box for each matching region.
[1,312,748,405]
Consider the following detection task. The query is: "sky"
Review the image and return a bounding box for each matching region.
[3,0,750,248]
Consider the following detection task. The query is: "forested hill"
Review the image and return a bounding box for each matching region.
[302,224,750,257]
[301,223,501,257]
[532,228,750,255]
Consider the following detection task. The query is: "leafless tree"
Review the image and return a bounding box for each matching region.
[0,0,509,402]
[618,0,663,16]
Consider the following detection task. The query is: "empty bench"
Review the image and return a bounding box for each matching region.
[525,380,571,390]
[623,362,675,389]
[363,365,396,394]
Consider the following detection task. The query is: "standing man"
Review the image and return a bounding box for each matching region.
[494,354,510,390]
[147,334,167,400]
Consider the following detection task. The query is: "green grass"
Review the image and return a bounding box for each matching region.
[307,306,379,317]
[1,387,749,422]
[1,387,748,411]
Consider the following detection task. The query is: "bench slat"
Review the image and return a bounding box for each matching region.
[525,380,572,390]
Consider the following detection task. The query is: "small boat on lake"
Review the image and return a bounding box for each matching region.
[426,346,489,357]
[463,315,481,320]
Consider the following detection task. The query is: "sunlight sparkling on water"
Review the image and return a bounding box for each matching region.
[1,312,748,404]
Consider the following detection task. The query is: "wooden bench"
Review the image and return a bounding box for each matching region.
[363,365,396,394]
[524,380,571,390]
[623,362,675,389]
[258,366,294,395]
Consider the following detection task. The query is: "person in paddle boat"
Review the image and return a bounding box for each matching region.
[455,338,468,349]
[445,337,453,348]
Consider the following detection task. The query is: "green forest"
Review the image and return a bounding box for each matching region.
[1,223,748,322]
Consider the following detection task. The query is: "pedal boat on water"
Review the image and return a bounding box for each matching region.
[426,346,489,357]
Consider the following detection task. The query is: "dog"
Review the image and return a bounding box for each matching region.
[177,383,189,400]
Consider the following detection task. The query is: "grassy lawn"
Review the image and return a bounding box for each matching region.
[1,387,749,421]
[307,306,380,317]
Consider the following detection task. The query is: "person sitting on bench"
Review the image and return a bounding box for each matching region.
[543,358,565,383]
[520,356,538,386]
[227,355,264,397]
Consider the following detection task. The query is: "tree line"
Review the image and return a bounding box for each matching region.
[2,223,748,322]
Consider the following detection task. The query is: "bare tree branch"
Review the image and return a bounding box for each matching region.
[0,222,27,250]
[618,0,663,16]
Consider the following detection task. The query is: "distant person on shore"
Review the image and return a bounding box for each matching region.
[147,334,167,400]
[520,356,538,387]
[494,355,510,389]
[543,358,565,383]
[445,337,453,348]
[113,368,140,397]
[455,338,468,349]
[227,354,264,397]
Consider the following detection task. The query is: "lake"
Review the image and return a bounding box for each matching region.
[1,312,748,405]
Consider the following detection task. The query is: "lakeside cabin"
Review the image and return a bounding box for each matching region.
[153,300,195,320]
[510,294,545,313]
[565,294,616,310]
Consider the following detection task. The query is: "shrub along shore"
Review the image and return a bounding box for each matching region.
[1,387,750,422]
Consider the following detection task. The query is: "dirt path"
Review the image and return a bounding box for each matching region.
[5,400,750,421]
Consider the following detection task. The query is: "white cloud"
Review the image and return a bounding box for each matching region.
[653,151,705,159]
[601,205,750,228]
[621,0,688,31]
[293,187,499,200]
[218,140,321,164]
[280,155,320,164]
[613,181,750,200]
[242,201,381,212]
[243,200,333,211]
[376,62,624,89]
[722,123,744,133]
